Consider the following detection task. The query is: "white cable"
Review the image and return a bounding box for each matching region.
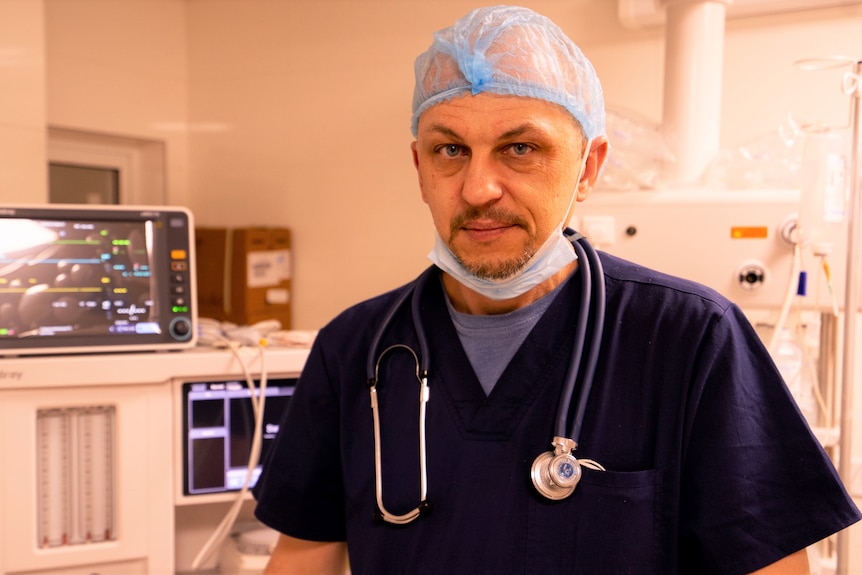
[191,342,268,571]
[768,241,803,355]
[803,344,830,424]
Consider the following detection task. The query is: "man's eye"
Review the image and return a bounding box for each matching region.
[438,144,464,158]
[508,143,532,156]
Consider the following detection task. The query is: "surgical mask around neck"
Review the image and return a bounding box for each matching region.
[427,140,591,301]
[428,228,577,300]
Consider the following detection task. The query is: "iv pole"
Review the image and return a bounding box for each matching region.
[836,58,861,575]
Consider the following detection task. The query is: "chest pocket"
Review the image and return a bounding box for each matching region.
[526,468,664,575]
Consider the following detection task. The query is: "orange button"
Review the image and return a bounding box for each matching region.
[730,226,768,239]
[171,249,187,260]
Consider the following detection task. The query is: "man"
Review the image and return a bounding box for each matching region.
[254,6,860,574]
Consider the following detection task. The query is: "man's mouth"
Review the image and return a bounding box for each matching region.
[459,220,517,242]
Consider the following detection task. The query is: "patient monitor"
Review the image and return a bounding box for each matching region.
[0,204,197,356]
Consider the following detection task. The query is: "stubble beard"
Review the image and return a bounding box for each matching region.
[448,208,537,281]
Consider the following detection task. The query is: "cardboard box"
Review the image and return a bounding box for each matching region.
[195,227,292,328]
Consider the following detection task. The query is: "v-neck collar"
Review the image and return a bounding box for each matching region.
[421,268,583,439]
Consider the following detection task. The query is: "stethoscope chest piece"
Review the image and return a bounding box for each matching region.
[531,436,582,500]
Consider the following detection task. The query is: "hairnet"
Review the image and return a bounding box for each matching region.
[411,5,605,140]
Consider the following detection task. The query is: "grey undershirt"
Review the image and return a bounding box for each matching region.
[443,279,564,395]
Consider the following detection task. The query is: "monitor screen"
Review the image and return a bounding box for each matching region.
[181,377,296,495]
[0,205,195,355]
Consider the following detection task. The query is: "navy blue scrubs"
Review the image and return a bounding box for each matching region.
[254,253,860,575]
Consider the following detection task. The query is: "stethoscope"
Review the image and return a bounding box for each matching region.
[366,229,606,525]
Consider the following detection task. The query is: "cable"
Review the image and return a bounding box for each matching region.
[802,341,830,424]
[191,341,269,571]
[768,241,802,355]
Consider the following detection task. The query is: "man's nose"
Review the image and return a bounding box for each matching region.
[460,156,504,206]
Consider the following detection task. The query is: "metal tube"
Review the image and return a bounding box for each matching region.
[659,0,729,184]
[836,59,861,575]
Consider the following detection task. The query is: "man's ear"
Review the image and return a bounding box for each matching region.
[411,141,429,203]
[576,136,609,202]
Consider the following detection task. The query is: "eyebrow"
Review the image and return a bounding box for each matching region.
[422,123,464,142]
[499,124,543,141]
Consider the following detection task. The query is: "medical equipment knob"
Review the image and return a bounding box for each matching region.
[737,260,767,291]
[170,316,193,340]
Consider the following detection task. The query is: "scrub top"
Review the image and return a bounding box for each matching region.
[253,253,860,575]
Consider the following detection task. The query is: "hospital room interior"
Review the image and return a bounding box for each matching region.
[2,0,862,573]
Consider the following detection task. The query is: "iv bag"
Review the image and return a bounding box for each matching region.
[773,328,818,426]
[797,126,850,248]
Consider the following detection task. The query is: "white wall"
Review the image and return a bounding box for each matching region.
[186,0,435,329]
[44,0,191,208]
[0,0,46,203]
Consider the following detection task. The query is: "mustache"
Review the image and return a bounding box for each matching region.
[449,207,528,234]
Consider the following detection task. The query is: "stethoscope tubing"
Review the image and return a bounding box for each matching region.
[560,231,606,444]
[367,231,604,523]
[365,265,434,382]
[367,266,435,524]
[370,343,429,524]
[554,236,591,441]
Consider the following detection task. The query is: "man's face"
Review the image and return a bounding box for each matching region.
[412,92,587,280]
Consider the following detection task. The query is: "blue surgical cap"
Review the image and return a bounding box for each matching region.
[411,5,606,140]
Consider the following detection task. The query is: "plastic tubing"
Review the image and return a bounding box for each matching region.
[768,241,802,355]
[191,344,268,571]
